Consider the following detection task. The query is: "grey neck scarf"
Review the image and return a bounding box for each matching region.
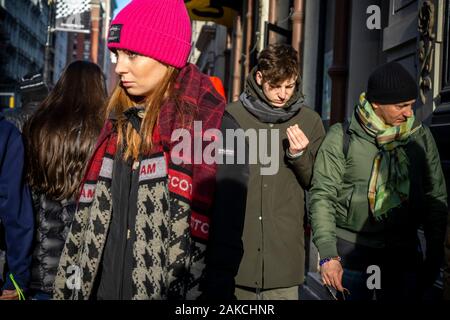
[239,67,304,123]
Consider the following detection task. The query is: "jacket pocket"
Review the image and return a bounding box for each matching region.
[345,184,370,231]
[335,184,354,226]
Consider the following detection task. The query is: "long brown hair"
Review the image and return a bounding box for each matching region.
[106,66,180,161]
[23,60,107,201]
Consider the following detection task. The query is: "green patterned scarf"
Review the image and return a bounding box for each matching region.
[355,93,420,220]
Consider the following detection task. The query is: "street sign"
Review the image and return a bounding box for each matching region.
[185,0,241,28]
[55,0,91,34]
[0,92,15,109]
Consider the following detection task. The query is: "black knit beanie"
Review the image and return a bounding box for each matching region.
[366,61,418,104]
[19,71,48,105]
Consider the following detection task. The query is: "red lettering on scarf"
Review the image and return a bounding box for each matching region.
[190,211,209,240]
[140,163,156,175]
[79,184,96,203]
[168,169,193,200]
[81,188,94,199]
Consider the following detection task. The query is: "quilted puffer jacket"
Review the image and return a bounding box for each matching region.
[30,194,75,294]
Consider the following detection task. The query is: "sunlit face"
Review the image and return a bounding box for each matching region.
[114,49,168,97]
[255,71,297,108]
[372,99,415,126]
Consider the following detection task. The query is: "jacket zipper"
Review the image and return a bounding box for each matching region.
[119,160,137,299]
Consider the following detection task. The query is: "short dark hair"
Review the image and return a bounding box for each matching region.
[257,44,299,85]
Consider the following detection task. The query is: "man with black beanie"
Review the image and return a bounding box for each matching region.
[309,61,448,300]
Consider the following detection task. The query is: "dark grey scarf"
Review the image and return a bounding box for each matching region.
[240,67,304,123]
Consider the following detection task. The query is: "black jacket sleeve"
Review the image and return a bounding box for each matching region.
[200,111,249,300]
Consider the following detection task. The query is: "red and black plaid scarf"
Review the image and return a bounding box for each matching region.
[53,64,225,300]
[83,63,224,237]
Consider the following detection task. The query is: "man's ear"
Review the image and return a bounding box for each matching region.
[371,102,379,110]
[255,71,263,86]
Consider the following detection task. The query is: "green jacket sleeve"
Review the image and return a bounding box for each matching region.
[420,126,448,288]
[309,124,346,259]
[286,115,326,190]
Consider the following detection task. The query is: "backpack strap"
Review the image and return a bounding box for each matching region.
[342,119,350,159]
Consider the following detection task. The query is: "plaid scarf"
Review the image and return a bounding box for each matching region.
[355,93,420,220]
[53,64,225,300]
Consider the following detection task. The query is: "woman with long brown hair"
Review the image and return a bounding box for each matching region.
[53,0,247,300]
[23,60,107,300]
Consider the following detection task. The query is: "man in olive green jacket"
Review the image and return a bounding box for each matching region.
[227,44,325,300]
[310,62,448,300]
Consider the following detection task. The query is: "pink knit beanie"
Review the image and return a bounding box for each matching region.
[107,0,192,68]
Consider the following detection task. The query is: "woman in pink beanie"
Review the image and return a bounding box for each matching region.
[53,0,247,300]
